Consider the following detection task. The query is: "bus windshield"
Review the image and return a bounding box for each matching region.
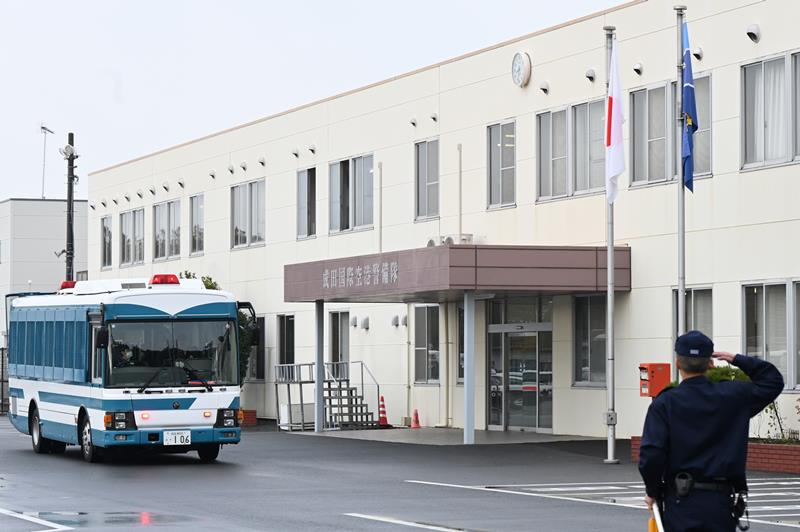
[107,320,238,388]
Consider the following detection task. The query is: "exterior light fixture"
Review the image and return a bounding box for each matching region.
[239,162,247,172]
[124,194,130,202]
[100,199,107,208]
[633,63,643,76]
[291,149,299,158]
[391,315,400,327]
[177,179,185,188]
[136,189,144,199]
[692,47,703,61]
[350,316,358,328]
[112,198,118,205]
[746,24,760,43]
[361,317,370,330]
[89,204,96,210]
[227,164,234,174]
[430,113,438,122]
[401,315,408,327]
[258,157,266,166]
[209,170,216,179]
[308,145,316,154]
[539,80,550,94]
[585,68,596,82]
[409,118,417,127]
[149,186,156,195]
[162,182,169,192]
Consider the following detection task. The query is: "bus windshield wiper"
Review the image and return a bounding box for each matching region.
[137,366,169,393]
[179,360,213,392]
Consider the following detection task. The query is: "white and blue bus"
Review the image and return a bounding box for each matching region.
[5,274,253,463]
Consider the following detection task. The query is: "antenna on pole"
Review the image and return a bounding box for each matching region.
[40,124,54,199]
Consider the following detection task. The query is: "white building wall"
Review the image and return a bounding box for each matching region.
[88,0,800,437]
[0,199,88,347]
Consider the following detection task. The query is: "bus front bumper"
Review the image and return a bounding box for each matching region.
[97,427,241,447]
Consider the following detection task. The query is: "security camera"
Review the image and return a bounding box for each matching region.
[585,68,596,82]
[633,63,643,76]
[746,24,760,43]
[692,47,703,61]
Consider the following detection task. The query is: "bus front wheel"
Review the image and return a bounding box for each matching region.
[80,417,102,463]
[197,444,220,463]
[30,407,52,454]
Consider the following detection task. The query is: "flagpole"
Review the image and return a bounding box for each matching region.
[675,5,686,381]
[603,25,618,465]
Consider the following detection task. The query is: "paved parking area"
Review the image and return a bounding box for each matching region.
[1,416,798,530]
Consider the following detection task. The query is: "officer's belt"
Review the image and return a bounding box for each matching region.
[692,480,734,494]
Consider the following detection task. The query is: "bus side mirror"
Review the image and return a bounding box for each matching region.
[97,326,109,349]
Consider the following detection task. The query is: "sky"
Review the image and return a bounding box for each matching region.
[0,0,620,202]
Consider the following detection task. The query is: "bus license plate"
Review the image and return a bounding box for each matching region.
[163,430,191,446]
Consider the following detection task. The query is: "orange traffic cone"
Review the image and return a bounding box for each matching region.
[410,408,421,429]
[379,395,389,427]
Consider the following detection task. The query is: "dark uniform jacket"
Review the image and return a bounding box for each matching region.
[639,355,784,498]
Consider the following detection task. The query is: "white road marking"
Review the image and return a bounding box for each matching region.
[0,507,73,531]
[345,513,462,531]
[407,480,800,529]
[405,480,643,510]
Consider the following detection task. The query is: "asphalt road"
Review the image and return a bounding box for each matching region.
[0,417,795,531]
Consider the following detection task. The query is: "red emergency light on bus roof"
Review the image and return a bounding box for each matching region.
[149,274,180,285]
[59,280,77,290]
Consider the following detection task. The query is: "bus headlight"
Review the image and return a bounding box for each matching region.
[105,411,137,430]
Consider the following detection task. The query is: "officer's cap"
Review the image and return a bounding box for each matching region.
[675,330,714,358]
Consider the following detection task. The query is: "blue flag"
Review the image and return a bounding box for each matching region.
[681,22,697,192]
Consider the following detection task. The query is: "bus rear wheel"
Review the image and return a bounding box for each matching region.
[80,416,102,463]
[30,408,52,454]
[197,444,220,463]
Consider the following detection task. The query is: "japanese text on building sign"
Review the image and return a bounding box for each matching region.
[322,261,398,289]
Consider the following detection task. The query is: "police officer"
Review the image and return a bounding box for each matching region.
[639,330,784,531]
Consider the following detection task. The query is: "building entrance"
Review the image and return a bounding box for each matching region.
[486,297,553,432]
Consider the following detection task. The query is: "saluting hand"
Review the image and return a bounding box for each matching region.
[712,351,736,364]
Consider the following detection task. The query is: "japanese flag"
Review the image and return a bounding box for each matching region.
[605,39,625,204]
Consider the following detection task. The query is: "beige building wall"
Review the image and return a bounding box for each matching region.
[88,0,800,438]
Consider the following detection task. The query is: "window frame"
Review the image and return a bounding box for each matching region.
[572,294,607,387]
[153,199,180,261]
[415,138,440,220]
[190,194,204,254]
[572,99,607,195]
[740,53,796,170]
[100,215,112,268]
[487,120,516,209]
[230,179,266,249]
[630,83,671,185]
[297,167,317,239]
[328,154,374,234]
[537,108,570,200]
[414,304,440,384]
[742,281,793,388]
[672,287,713,341]
[119,208,144,267]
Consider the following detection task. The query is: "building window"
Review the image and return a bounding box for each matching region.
[574,295,606,384]
[190,195,204,253]
[744,284,788,382]
[414,305,439,383]
[119,209,144,265]
[297,168,316,238]
[573,101,606,193]
[488,121,515,207]
[537,111,567,198]
[278,315,295,366]
[795,282,800,386]
[101,216,112,268]
[415,140,439,218]
[231,180,265,248]
[76,271,88,281]
[743,58,789,166]
[329,155,373,233]
[330,311,349,379]
[631,86,668,183]
[673,288,713,339]
[683,76,711,176]
[154,200,180,260]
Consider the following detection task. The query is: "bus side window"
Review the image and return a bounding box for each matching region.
[91,327,103,383]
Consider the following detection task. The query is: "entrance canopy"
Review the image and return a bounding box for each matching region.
[284,244,631,303]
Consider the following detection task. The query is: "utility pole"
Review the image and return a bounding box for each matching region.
[61,133,78,281]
